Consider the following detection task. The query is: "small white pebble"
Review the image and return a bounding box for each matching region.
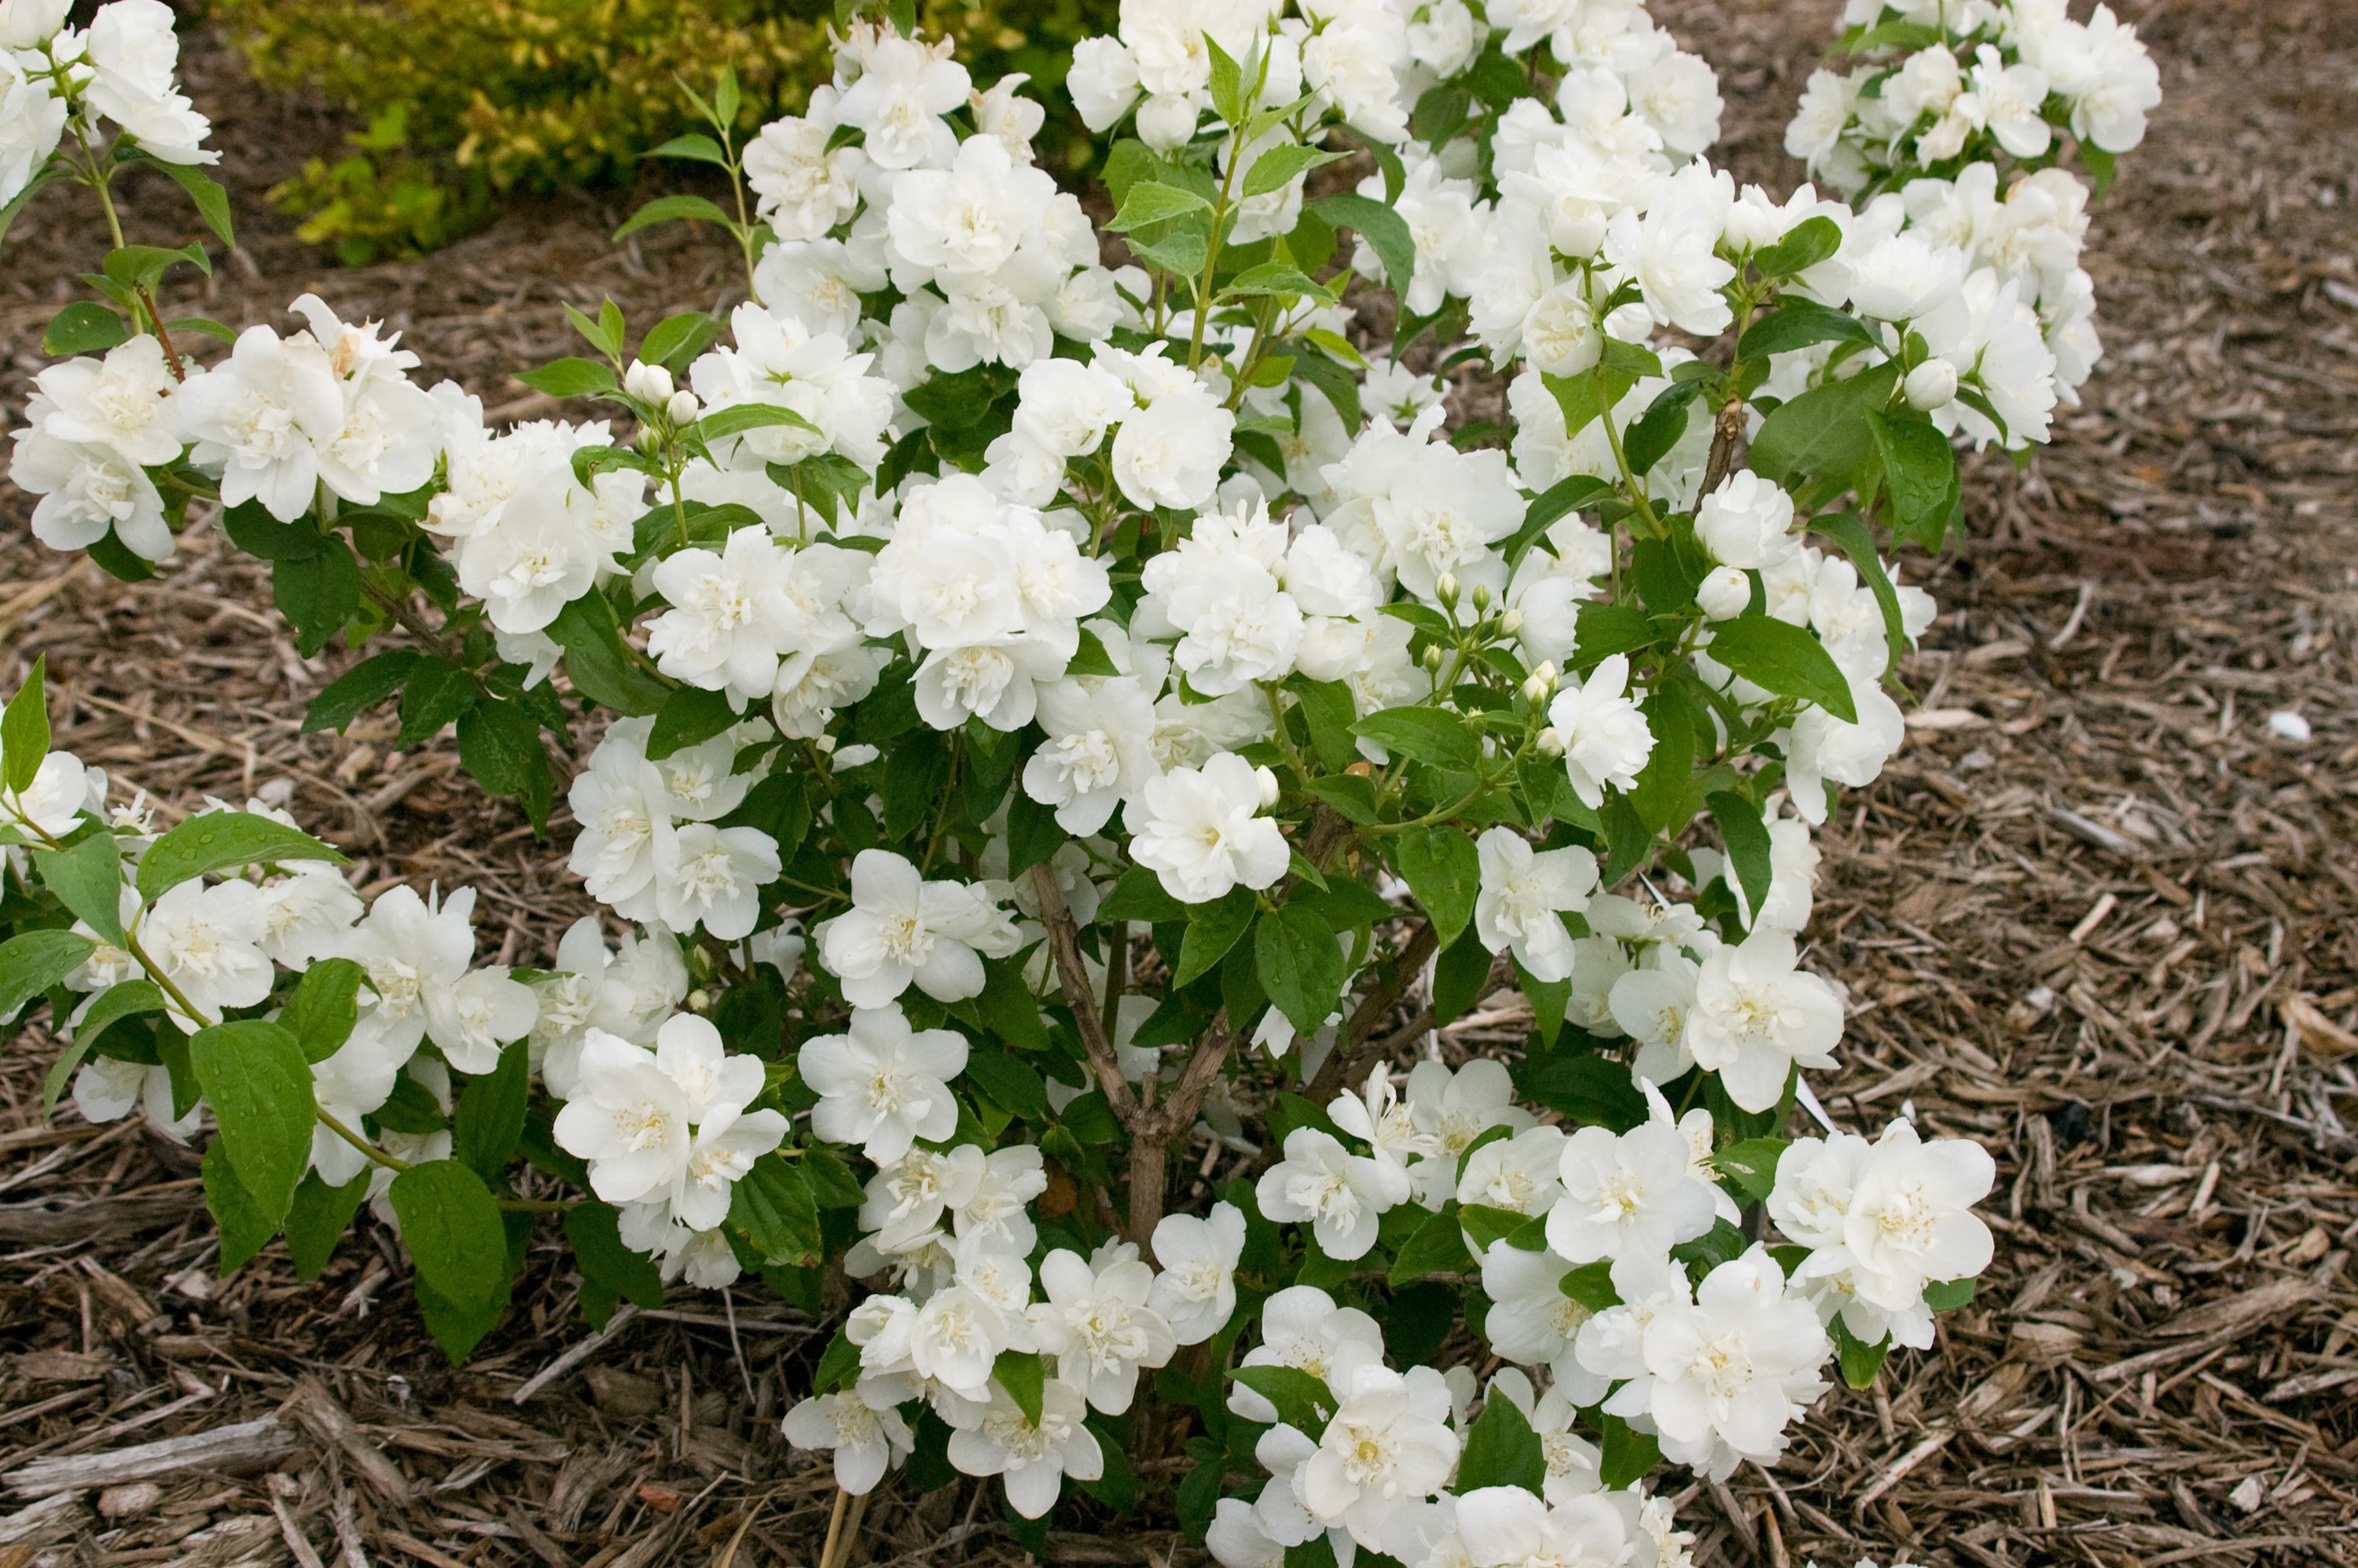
[99,1482,162,1520]
[2268,710,2312,742]
[2230,1474,2268,1513]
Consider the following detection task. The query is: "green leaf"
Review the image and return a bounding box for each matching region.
[1004,789,1066,881]
[1244,144,1346,197]
[1459,1203,1548,1252]
[303,649,421,733]
[1177,889,1258,986]
[1832,1314,1891,1390]
[1737,298,1874,361]
[1289,344,1363,434]
[285,1169,369,1279]
[203,1139,279,1274]
[1206,34,1247,128]
[1430,927,1493,1026]
[1921,1276,1977,1313]
[1597,1415,1662,1489]
[638,310,724,368]
[977,959,1051,1054]
[1308,194,1415,297]
[1748,361,1899,487]
[43,979,163,1114]
[565,1201,666,1328]
[547,593,670,715]
[43,301,129,356]
[2,652,48,793]
[1544,362,1638,442]
[454,1041,530,1180]
[456,700,552,831]
[396,655,477,748]
[141,157,236,248]
[615,192,737,244]
[137,811,347,904]
[1223,262,1330,301]
[1706,615,1857,724]
[729,1154,822,1266]
[1558,1259,1619,1311]
[1806,512,1912,673]
[0,929,96,1021]
[1387,1202,1473,1285]
[964,1052,1049,1118]
[272,537,362,657]
[1629,686,1695,835]
[515,357,618,399]
[1453,1389,1545,1496]
[222,501,326,561]
[1302,773,1380,825]
[1232,1364,1338,1435]
[645,684,739,761]
[102,241,210,288]
[1864,408,1961,551]
[35,832,127,946]
[1394,824,1479,949]
[1107,181,1213,231]
[1256,903,1349,1036]
[1511,1048,1646,1132]
[1623,381,1698,478]
[1712,1137,1787,1203]
[1353,707,1478,771]
[692,402,823,445]
[1752,215,1845,278]
[1706,791,1776,924]
[278,958,362,1066]
[647,132,729,167]
[1100,865,1187,925]
[390,1160,512,1361]
[189,1019,314,1225]
[995,1348,1046,1425]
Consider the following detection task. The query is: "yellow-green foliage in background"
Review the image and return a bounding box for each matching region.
[208,0,1118,264]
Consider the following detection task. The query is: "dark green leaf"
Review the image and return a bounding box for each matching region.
[303,649,421,733]
[1706,790,1776,923]
[1713,1136,1787,1203]
[2,652,48,794]
[565,1200,667,1328]
[137,811,347,903]
[1387,1202,1472,1285]
[638,310,724,369]
[1748,362,1899,487]
[964,1052,1049,1118]
[1598,1415,1662,1488]
[1353,707,1478,771]
[273,538,362,657]
[1255,903,1350,1036]
[1511,1048,1646,1132]
[1921,1276,1977,1312]
[615,193,735,242]
[1453,1388,1545,1496]
[43,301,128,355]
[1737,298,1875,361]
[1832,1314,1891,1390]
[645,684,739,761]
[42,979,163,1114]
[1753,215,1845,278]
[1308,193,1415,296]
[390,1160,512,1361]
[35,832,128,946]
[1394,824,1479,948]
[547,593,670,715]
[456,700,552,831]
[454,1042,531,1179]
[995,1348,1046,1425]
[1865,408,1960,552]
[1706,615,1857,724]
[1232,1364,1337,1435]
[285,1169,369,1279]
[203,1139,278,1274]
[396,655,478,748]
[1176,889,1257,986]
[189,1019,314,1225]
[729,1154,822,1266]
[0,930,96,1021]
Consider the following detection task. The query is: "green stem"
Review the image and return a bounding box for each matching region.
[317,1107,410,1173]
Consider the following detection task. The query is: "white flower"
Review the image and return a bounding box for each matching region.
[1694,470,1799,571]
[799,1004,968,1164]
[651,819,780,942]
[1403,1059,1533,1209]
[173,325,343,522]
[308,1023,410,1184]
[1685,927,1842,1113]
[1778,669,1904,823]
[780,1387,914,1495]
[650,1012,763,1122]
[1111,391,1234,512]
[83,0,214,164]
[9,427,173,561]
[1149,1203,1247,1345]
[1207,1498,1287,1568]
[1022,674,1159,835]
[255,866,363,968]
[141,879,274,1033]
[911,1283,1014,1394]
[1330,1064,1440,1178]
[552,1029,695,1204]
[1787,1121,1993,1315]
[1455,1485,1630,1568]
[834,31,968,170]
[27,336,181,466]
[744,114,861,241]
[1066,36,1141,130]
[1300,1364,1460,1547]
[1478,1243,1601,1375]
[646,527,802,707]
[1544,655,1654,810]
[1474,828,1599,982]
[944,1377,1104,1518]
[1129,752,1289,904]
[73,1054,196,1142]
[1610,949,1704,1087]
[956,1144,1050,1254]
[1029,1246,1177,1413]
[1229,1285,1387,1424]
[1626,1244,1831,1479]
[887,133,1056,277]
[1457,1124,1567,1217]
[816,849,1017,1008]
[1257,1127,1411,1261]
[0,68,66,205]
[1546,1120,1721,1264]
[424,967,538,1074]
[0,751,97,839]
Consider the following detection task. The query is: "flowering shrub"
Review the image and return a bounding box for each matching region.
[1,0,2158,1555]
[209,0,1123,263]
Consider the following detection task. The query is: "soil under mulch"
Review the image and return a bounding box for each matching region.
[4,0,2358,1564]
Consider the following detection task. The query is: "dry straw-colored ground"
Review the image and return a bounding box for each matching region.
[4,0,2357,1563]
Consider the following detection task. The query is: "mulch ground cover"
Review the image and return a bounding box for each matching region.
[3,0,2356,1562]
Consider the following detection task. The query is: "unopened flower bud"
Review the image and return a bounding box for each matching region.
[1498,608,1524,636]
[1421,643,1445,672]
[665,390,702,425]
[1904,357,1959,413]
[1535,727,1566,758]
[1522,660,1558,703]
[1254,765,1280,810]
[1697,564,1753,621]
[1470,582,1493,613]
[1434,571,1460,608]
[623,359,674,405]
[686,988,712,1012]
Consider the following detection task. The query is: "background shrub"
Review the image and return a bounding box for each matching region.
[206,0,1118,263]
